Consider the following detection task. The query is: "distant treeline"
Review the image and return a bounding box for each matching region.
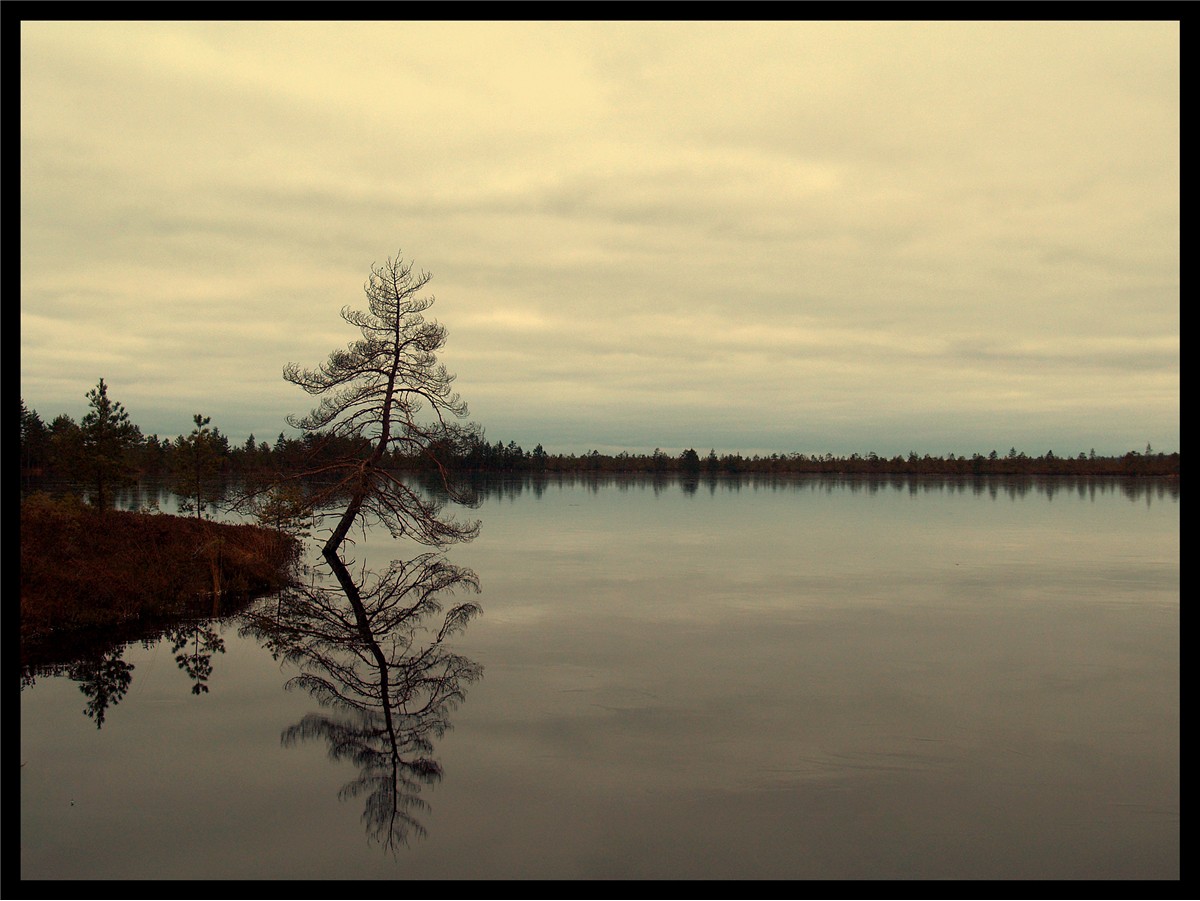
[444,437,1179,477]
[20,390,1180,491]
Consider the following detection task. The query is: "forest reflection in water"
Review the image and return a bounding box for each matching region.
[21,601,249,728]
[457,469,1180,505]
[20,469,1182,517]
[19,474,1178,879]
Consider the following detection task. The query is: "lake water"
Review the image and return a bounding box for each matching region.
[19,475,1179,880]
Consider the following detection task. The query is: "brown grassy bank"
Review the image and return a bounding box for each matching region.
[20,493,300,642]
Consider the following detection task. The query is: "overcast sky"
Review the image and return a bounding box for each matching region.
[20,20,1178,457]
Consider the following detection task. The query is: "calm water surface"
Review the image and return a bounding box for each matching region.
[20,476,1179,879]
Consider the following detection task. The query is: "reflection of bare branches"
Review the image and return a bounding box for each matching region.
[306,467,480,549]
[243,551,481,852]
[283,709,439,849]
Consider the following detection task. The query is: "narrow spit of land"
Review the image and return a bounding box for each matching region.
[20,492,299,645]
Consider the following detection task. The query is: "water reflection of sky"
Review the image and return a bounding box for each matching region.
[20,476,1178,879]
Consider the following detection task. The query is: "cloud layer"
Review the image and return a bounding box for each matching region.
[20,21,1178,455]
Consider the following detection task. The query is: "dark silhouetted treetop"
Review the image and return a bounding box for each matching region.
[282,252,478,550]
[283,254,467,456]
[79,378,141,509]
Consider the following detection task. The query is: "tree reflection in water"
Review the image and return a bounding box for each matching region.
[67,649,133,729]
[26,617,228,728]
[243,551,481,851]
[167,622,225,695]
